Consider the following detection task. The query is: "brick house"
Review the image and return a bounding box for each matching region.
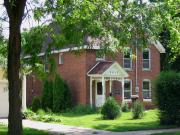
[26,42,165,108]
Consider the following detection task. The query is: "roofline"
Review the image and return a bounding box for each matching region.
[150,40,166,53]
[24,40,165,59]
[24,45,101,59]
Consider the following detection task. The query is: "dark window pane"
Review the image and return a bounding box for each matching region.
[143,81,149,89]
[143,91,151,99]
[97,82,102,95]
[124,59,131,68]
[143,50,149,59]
[124,91,131,99]
[143,59,150,69]
[124,81,130,90]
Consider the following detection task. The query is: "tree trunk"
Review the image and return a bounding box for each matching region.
[4,0,27,135]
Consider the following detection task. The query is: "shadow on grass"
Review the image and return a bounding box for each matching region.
[92,121,177,132]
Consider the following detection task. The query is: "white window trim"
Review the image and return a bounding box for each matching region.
[124,79,132,101]
[142,48,151,71]
[123,48,132,70]
[142,79,152,101]
[59,53,64,65]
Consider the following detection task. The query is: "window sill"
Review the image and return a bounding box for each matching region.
[124,68,133,71]
[143,99,152,102]
[142,69,151,71]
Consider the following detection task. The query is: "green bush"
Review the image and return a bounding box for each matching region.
[42,80,53,110]
[23,109,35,119]
[155,71,180,125]
[101,97,121,120]
[122,102,130,112]
[32,96,41,112]
[53,74,72,112]
[70,105,96,114]
[132,100,144,119]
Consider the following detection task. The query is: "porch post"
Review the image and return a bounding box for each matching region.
[90,76,93,107]
[102,76,105,103]
[22,75,27,111]
[122,78,124,103]
[110,79,112,93]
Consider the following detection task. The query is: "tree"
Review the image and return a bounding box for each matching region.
[3,1,27,135]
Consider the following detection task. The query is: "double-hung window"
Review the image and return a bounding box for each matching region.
[142,79,151,101]
[123,48,132,70]
[124,80,132,100]
[143,48,150,70]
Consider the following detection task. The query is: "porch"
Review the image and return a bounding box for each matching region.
[87,61,129,107]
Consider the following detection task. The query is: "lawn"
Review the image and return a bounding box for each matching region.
[0,124,49,135]
[33,109,176,132]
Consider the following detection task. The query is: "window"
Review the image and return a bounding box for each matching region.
[143,48,150,70]
[59,53,64,64]
[142,80,151,100]
[124,80,132,100]
[96,50,105,61]
[97,82,102,95]
[123,48,132,69]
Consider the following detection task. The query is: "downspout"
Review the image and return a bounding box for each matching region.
[135,45,139,95]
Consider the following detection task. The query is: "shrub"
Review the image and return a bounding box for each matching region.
[42,80,53,110]
[36,109,46,115]
[70,105,96,114]
[53,74,72,112]
[132,100,144,119]
[155,71,180,125]
[32,96,41,112]
[122,102,130,112]
[23,109,35,119]
[101,97,121,120]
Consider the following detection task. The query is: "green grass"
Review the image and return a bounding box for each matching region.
[0,124,49,135]
[152,132,180,135]
[41,109,176,132]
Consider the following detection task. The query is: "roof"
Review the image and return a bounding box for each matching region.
[151,40,166,53]
[87,61,129,78]
[88,61,114,75]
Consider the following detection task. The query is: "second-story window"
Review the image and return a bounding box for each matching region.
[143,48,150,70]
[59,53,64,65]
[123,48,132,69]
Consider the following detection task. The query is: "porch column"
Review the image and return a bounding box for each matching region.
[121,78,124,103]
[22,75,27,111]
[102,76,105,103]
[110,79,112,93]
[90,77,93,107]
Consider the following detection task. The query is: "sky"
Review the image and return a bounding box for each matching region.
[0,0,149,38]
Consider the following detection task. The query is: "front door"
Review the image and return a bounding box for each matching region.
[96,82,105,107]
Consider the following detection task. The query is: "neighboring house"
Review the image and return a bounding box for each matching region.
[26,42,165,108]
[0,68,26,118]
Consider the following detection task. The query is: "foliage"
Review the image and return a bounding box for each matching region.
[22,109,35,119]
[155,71,180,125]
[122,102,130,112]
[68,105,97,115]
[42,80,53,111]
[32,97,42,112]
[101,97,121,120]
[53,74,72,112]
[132,100,144,119]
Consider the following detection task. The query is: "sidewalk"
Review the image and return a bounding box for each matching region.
[0,119,180,135]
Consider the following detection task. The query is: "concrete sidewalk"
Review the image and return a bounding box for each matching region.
[0,119,180,135]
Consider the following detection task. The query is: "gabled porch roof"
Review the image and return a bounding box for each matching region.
[87,61,128,78]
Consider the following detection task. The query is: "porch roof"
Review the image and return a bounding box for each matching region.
[87,61,128,78]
